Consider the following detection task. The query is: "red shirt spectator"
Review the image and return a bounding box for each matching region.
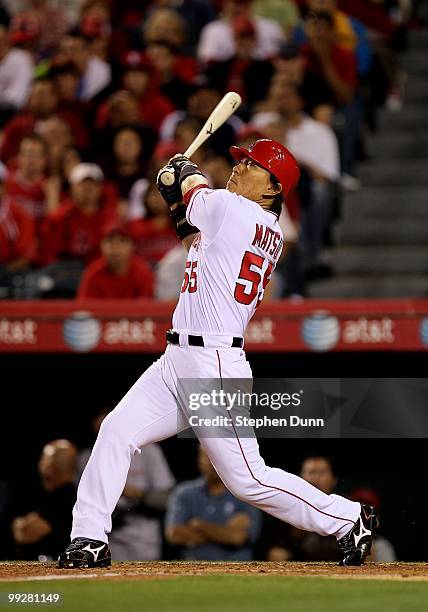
[96,53,175,133]
[301,42,357,92]
[77,223,154,298]
[78,255,154,299]
[130,218,178,267]
[0,197,36,266]
[5,172,46,221]
[42,163,117,264]
[5,133,48,222]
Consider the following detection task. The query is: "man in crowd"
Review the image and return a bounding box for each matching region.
[37,162,117,297]
[166,447,261,561]
[11,440,77,561]
[77,222,154,299]
[5,133,48,223]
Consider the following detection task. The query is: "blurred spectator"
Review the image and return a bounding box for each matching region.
[11,439,77,561]
[197,0,284,63]
[294,0,373,78]
[145,41,195,109]
[37,163,117,296]
[253,0,299,34]
[9,0,69,59]
[143,7,188,50]
[155,243,187,301]
[294,2,374,186]
[1,77,57,162]
[77,409,175,560]
[0,163,36,294]
[297,10,357,107]
[36,115,73,177]
[56,30,111,101]
[351,487,396,562]
[130,183,178,268]
[166,447,261,560]
[49,60,90,143]
[1,76,87,162]
[94,90,156,163]
[43,162,117,263]
[106,126,148,204]
[173,117,206,167]
[5,133,48,222]
[77,222,154,299]
[267,456,343,561]
[160,83,239,159]
[270,43,336,117]
[120,51,175,133]
[0,25,33,124]
[205,16,275,114]
[202,155,233,189]
[169,0,216,47]
[78,0,114,63]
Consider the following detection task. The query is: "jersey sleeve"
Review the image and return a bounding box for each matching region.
[185,187,230,241]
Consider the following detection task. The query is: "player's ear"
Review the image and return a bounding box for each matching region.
[264,180,282,197]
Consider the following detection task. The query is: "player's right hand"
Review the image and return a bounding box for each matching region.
[169,155,207,187]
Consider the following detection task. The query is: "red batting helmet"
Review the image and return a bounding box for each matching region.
[230,139,300,197]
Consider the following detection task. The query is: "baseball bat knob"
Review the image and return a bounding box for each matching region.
[159,170,175,186]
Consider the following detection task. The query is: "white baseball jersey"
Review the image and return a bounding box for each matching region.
[172,187,284,336]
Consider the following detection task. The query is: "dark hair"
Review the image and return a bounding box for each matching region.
[303,10,334,27]
[269,175,283,216]
[301,455,338,477]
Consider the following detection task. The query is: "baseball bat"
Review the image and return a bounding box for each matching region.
[158,91,242,186]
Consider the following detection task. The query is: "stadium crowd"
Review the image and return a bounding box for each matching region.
[0,0,419,299]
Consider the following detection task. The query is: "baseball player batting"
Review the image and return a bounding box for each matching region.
[58,138,377,569]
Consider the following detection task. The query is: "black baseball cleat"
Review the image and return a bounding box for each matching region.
[338,504,379,566]
[57,538,111,569]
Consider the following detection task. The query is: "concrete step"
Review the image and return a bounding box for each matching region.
[330,246,428,274]
[408,29,428,50]
[380,105,428,130]
[358,159,428,186]
[404,76,428,103]
[308,275,428,298]
[342,187,428,219]
[367,129,428,158]
[402,51,428,75]
[336,217,428,245]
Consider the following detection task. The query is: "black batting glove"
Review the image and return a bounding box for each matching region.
[156,163,182,208]
[169,155,207,187]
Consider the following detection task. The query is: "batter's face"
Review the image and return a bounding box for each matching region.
[226,158,281,204]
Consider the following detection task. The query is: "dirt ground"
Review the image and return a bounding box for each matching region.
[1,561,428,583]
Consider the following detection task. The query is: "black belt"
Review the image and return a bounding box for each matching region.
[166,330,243,348]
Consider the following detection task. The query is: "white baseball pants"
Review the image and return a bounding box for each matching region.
[71,340,360,543]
